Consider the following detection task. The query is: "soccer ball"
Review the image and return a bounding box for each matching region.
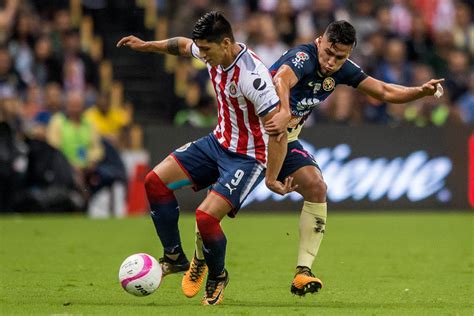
[118,253,162,296]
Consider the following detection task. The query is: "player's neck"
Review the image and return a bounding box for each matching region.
[222,43,242,68]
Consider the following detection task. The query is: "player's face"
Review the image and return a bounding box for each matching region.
[316,35,353,76]
[194,39,229,67]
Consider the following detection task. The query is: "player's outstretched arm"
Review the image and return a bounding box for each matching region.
[357,76,445,104]
[116,35,193,57]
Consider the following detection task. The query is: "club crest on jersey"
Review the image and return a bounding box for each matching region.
[323,77,335,91]
[252,77,267,91]
[228,81,238,96]
[291,51,309,69]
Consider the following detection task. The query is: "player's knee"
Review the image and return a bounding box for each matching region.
[144,171,174,204]
[303,178,327,202]
[196,210,223,241]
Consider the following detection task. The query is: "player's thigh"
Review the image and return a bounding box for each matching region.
[152,155,190,186]
[197,191,233,220]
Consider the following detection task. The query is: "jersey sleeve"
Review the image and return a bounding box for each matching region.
[279,48,315,81]
[190,42,206,64]
[342,59,368,88]
[240,64,280,117]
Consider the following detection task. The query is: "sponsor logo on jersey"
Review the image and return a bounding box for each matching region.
[252,78,267,91]
[296,97,320,110]
[308,81,321,93]
[323,77,335,91]
[291,51,309,69]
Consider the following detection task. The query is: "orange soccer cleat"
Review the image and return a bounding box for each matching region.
[290,266,323,296]
[181,256,208,298]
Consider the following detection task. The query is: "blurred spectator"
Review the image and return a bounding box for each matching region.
[444,49,470,103]
[0,45,26,97]
[31,35,61,86]
[374,38,412,86]
[405,13,434,63]
[8,11,37,85]
[432,0,456,34]
[33,81,63,137]
[273,0,298,46]
[46,90,103,180]
[253,15,288,67]
[371,37,412,123]
[456,72,474,124]
[349,0,378,45]
[354,31,386,76]
[0,0,19,44]
[84,91,132,146]
[375,6,397,38]
[21,84,42,134]
[174,82,217,128]
[240,12,263,47]
[169,0,213,37]
[426,30,453,77]
[297,0,336,42]
[389,0,412,38]
[50,9,72,55]
[404,63,452,127]
[0,90,25,212]
[451,1,474,56]
[60,28,98,93]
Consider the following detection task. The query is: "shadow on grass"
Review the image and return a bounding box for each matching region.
[76,299,472,310]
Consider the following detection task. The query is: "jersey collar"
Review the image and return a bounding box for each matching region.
[222,43,247,72]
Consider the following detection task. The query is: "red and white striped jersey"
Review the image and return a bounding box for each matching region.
[191,42,280,166]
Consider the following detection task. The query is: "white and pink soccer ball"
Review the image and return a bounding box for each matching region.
[118,253,162,296]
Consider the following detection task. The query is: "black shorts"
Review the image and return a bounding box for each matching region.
[277,140,321,182]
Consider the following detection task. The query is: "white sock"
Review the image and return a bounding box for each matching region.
[297,201,327,268]
[194,222,205,260]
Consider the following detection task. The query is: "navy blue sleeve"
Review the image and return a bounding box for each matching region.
[341,59,368,88]
[279,48,316,81]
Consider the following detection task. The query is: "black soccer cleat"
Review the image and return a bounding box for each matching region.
[201,269,229,305]
[159,253,190,277]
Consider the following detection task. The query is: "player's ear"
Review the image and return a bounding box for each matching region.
[316,36,322,46]
[222,37,234,48]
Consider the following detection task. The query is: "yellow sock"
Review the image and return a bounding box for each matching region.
[194,222,205,260]
[297,201,327,269]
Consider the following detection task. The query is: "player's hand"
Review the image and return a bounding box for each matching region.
[420,78,444,97]
[265,110,291,135]
[116,35,149,52]
[265,176,298,196]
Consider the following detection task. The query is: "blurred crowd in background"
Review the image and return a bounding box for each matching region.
[167,0,473,127]
[0,0,472,214]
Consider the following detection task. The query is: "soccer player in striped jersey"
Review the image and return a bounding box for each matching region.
[265,20,444,296]
[117,11,294,305]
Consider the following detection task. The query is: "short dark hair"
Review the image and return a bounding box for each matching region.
[192,11,235,43]
[324,20,357,47]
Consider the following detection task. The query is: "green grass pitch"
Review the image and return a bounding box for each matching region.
[0,212,472,315]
